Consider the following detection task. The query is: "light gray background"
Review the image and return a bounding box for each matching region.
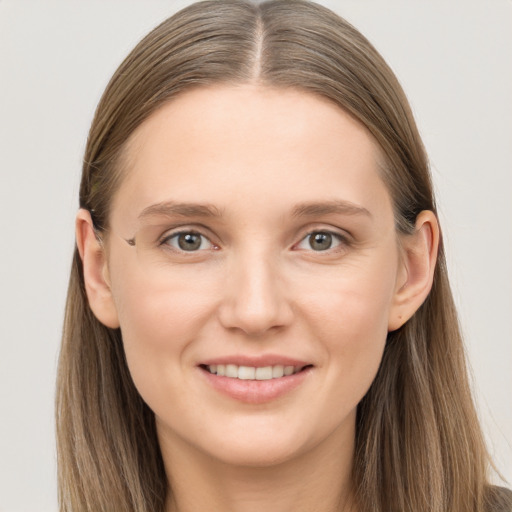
[0,1,511,510]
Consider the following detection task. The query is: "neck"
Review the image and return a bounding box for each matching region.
[159,422,357,512]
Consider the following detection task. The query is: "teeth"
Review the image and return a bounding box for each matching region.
[284,365,294,376]
[226,364,238,378]
[255,366,272,380]
[272,365,284,378]
[238,366,255,380]
[206,364,302,380]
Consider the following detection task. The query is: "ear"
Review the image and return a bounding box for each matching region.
[76,209,120,329]
[388,210,439,332]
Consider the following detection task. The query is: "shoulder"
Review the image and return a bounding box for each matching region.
[486,486,512,512]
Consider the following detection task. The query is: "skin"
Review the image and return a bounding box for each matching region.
[77,85,439,512]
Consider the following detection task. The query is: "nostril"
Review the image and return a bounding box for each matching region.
[216,270,294,336]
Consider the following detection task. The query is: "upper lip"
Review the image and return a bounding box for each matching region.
[199,354,312,368]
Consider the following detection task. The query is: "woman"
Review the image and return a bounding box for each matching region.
[56,1,512,511]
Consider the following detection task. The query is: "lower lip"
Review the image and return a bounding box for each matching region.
[199,367,312,404]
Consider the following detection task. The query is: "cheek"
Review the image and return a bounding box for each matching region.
[112,259,219,339]
[298,254,398,402]
[109,263,221,397]
[300,250,397,337]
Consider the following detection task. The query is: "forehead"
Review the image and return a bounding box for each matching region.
[111,84,393,228]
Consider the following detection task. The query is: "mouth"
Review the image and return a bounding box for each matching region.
[199,363,312,381]
[197,356,314,403]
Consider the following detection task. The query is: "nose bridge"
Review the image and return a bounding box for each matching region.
[218,243,293,336]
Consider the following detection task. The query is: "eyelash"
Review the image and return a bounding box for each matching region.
[159,230,218,252]
[158,227,350,255]
[294,230,349,253]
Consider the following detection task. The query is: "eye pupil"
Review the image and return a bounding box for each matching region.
[178,233,202,251]
[309,232,332,251]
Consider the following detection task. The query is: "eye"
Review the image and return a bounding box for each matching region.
[295,231,346,252]
[161,231,214,252]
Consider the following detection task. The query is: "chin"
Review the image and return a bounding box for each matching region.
[157,413,311,469]
[193,417,332,469]
[206,439,307,468]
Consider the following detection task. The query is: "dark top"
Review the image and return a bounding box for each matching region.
[488,486,512,512]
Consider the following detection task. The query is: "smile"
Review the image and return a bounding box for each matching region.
[204,364,304,380]
[199,360,313,403]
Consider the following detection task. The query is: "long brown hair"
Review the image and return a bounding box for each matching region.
[56,1,509,510]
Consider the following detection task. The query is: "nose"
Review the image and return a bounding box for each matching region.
[217,250,294,337]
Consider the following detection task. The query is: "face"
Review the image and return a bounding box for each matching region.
[103,85,406,467]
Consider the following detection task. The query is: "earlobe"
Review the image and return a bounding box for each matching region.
[388,210,439,332]
[76,209,120,329]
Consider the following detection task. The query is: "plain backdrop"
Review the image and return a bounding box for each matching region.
[0,1,511,510]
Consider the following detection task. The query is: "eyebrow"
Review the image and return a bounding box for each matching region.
[137,201,224,220]
[291,200,371,218]
[136,199,371,221]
